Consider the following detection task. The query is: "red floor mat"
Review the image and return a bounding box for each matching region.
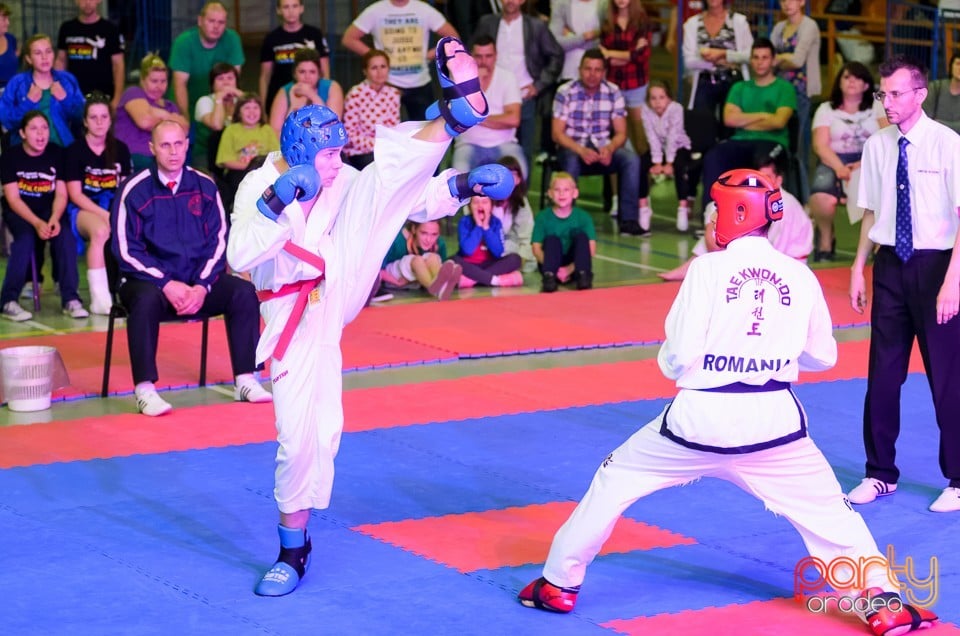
[0,321,458,400]
[348,267,870,358]
[601,597,957,636]
[352,502,696,573]
[0,339,922,469]
[2,267,867,402]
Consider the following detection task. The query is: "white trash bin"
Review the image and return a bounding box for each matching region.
[0,346,56,412]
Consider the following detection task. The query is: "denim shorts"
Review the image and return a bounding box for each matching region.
[811,152,861,198]
[622,85,648,109]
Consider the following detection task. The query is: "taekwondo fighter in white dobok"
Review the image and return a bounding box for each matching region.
[226,37,514,597]
[519,169,938,636]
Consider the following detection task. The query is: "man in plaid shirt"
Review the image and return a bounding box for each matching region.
[552,48,644,235]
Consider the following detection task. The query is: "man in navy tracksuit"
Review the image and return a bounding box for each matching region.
[111,119,271,416]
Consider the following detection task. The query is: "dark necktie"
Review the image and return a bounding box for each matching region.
[895,136,914,262]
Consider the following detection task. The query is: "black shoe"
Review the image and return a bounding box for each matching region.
[618,220,646,236]
[813,236,836,262]
[575,270,593,290]
[541,271,558,293]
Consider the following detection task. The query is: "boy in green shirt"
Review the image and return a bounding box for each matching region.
[532,172,597,292]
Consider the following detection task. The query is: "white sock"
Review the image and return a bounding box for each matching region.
[87,267,110,299]
[235,372,255,387]
[135,381,156,396]
[87,267,111,309]
[491,275,500,286]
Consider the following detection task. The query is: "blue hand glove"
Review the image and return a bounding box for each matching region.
[257,164,322,221]
[447,163,514,201]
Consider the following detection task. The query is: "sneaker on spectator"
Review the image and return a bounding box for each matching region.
[541,271,559,293]
[493,271,524,287]
[619,220,650,237]
[676,206,689,232]
[608,194,619,217]
[2,301,32,322]
[428,260,460,300]
[929,487,960,512]
[20,282,33,299]
[136,385,173,417]
[370,291,394,303]
[235,376,273,403]
[847,477,897,504]
[62,299,89,319]
[575,270,593,290]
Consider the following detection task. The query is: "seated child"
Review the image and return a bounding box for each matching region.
[380,220,461,300]
[659,146,812,281]
[532,172,597,293]
[453,195,523,288]
[640,79,698,232]
[215,92,280,212]
[491,156,536,272]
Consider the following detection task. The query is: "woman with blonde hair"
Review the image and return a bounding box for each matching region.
[114,54,188,171]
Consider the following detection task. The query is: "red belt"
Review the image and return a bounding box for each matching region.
[256,241,326,361]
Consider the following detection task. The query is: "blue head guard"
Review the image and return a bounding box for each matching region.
[280,105,348,167]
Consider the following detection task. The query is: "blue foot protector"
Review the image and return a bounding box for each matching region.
[425,36,488,136]
[254,524,312,597]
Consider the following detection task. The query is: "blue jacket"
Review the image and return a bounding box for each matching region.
[111,165,227,290]
[458,213,506,260]
[0,70,84,146]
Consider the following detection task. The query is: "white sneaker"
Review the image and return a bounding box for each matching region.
[20,282,33,299]
[62,299,89,319]
[676,207,689,232]
[235,379,273,403]
[847,477,897,504]
[136,387,173,417]
[2,301,32,322]
[929,487,960,512]
[608,195,619,217]
[639,206,653,232]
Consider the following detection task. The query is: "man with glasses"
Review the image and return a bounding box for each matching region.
[849,54,960,513]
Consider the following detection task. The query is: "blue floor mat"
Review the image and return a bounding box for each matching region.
[0,375,956,635]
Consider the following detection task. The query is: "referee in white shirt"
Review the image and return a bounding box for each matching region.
[849,54,960,513]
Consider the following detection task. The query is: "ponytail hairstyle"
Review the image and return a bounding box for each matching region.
[83,91,118,169]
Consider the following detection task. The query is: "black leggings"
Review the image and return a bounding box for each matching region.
[452,253,522,286]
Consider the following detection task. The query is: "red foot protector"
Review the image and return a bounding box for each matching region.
[859,588,938,636]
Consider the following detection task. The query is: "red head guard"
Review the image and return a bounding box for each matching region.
[710,169,784,248]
